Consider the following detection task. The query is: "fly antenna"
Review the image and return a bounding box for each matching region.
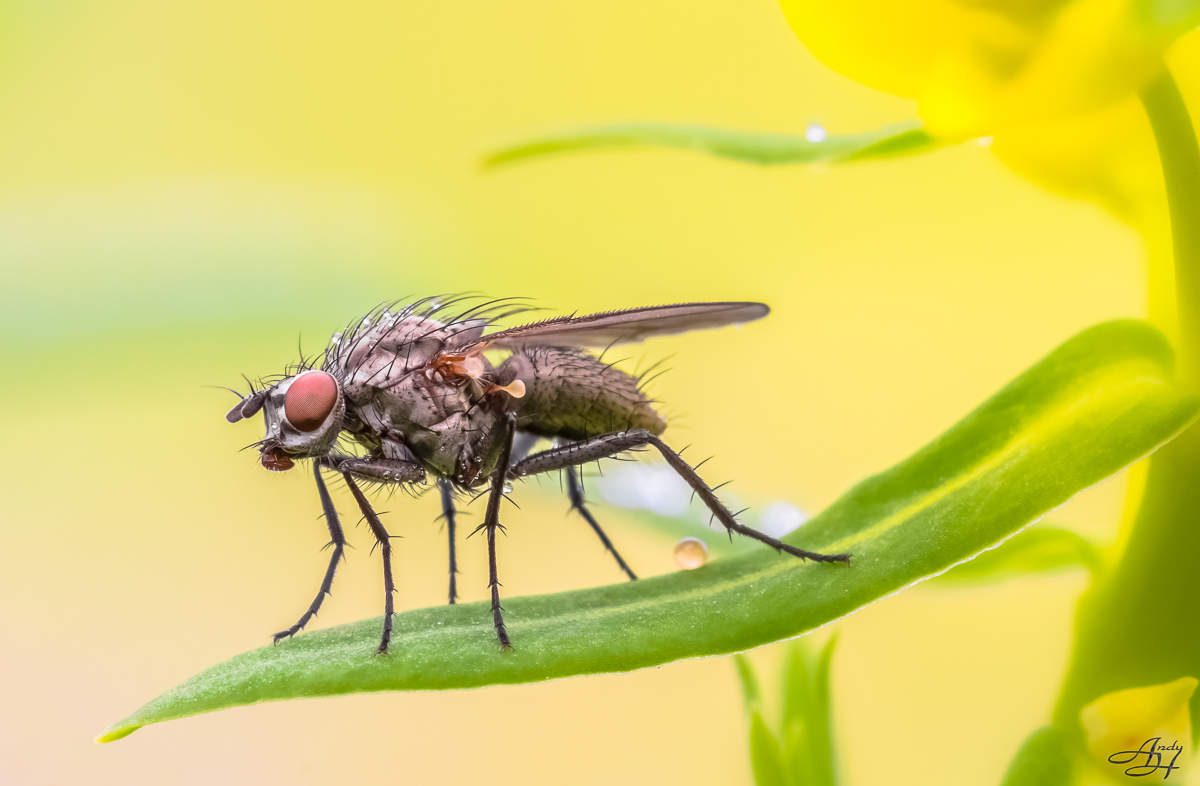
[208,385,246,399]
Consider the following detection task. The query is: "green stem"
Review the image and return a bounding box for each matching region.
[1053,66,1200,735]
[1144,69,1200,389]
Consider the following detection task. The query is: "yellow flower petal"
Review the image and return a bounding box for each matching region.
[780,0,1200,138]
[990,96,1160,225]
[778,0,975,99]
[1080,676,1197,782]
[986,27,1200,331]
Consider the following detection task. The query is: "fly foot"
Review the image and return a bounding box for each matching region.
[272,628,299,645]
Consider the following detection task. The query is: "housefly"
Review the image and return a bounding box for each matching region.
[225,297,850,653]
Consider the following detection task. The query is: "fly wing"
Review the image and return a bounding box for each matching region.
[463,301,769,352]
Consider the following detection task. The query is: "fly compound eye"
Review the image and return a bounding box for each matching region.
[284,371,338,432]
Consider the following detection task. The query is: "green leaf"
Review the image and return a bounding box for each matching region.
[735,653,765,712]
[927,526,1102,586]
[749,711,790,786]
[98,320,1199,743]
[736,654,790,786]
[999,726,1074,786]
[783,636,839,786]
[781,723,809,786]
[481,121,938,169]
[811,638,838,786]
[782,642,814,744]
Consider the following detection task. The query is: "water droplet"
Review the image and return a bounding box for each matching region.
[806,124,827,143]
[675,537,708,570]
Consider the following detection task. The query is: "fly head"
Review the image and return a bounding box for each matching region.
[227,369,346,471]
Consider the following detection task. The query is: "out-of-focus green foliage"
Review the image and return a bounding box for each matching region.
[1053,73,1200,759]
[735,636,839,786]
[927,526,1102,586]
[999,726,1074,786]
[98,320,1198,743]
[736,653,791,786]
[482,121,937,169]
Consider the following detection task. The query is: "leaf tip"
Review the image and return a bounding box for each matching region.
[95,722,141,743]
[477,151,509,171]
[478,143,555,171]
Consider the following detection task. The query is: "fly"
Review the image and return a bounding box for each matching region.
[225,297,851,653]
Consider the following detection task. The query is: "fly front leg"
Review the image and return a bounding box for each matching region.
[438,478,460,604]
[565,465,637,581]
[476,411,518,649]
[273,462,348,644]
[510,431,851,565]
[342,473,399,654]
[319,454,425,485]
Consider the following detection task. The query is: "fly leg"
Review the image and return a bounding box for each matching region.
[342,473,399,654]
[565,465,637,581]
[510,431,851,564]
[475,411,517,649]
[319,454,425,485]
[273,462,348,643]
[438,478,460,604]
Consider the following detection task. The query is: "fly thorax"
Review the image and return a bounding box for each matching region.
[403,413,467,477]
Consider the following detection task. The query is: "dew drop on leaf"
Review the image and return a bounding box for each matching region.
[674,537,708,570]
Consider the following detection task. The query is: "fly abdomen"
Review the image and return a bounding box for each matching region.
[497,347,666,441]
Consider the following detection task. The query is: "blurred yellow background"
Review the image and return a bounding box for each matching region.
[0,0,1147,783]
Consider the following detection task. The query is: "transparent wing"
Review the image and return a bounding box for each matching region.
[463,301,769,352]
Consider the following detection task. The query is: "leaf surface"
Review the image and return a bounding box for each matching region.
[99,321,1199,742]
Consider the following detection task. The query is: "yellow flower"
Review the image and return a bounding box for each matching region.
[779,0,1200,139]
[1079,676,1197,782]
[779,0,1200,331]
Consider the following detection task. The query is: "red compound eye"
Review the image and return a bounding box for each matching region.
[284,371,338,432]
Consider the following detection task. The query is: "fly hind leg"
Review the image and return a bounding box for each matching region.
[510,431,851,565]
[565,465,637,581]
